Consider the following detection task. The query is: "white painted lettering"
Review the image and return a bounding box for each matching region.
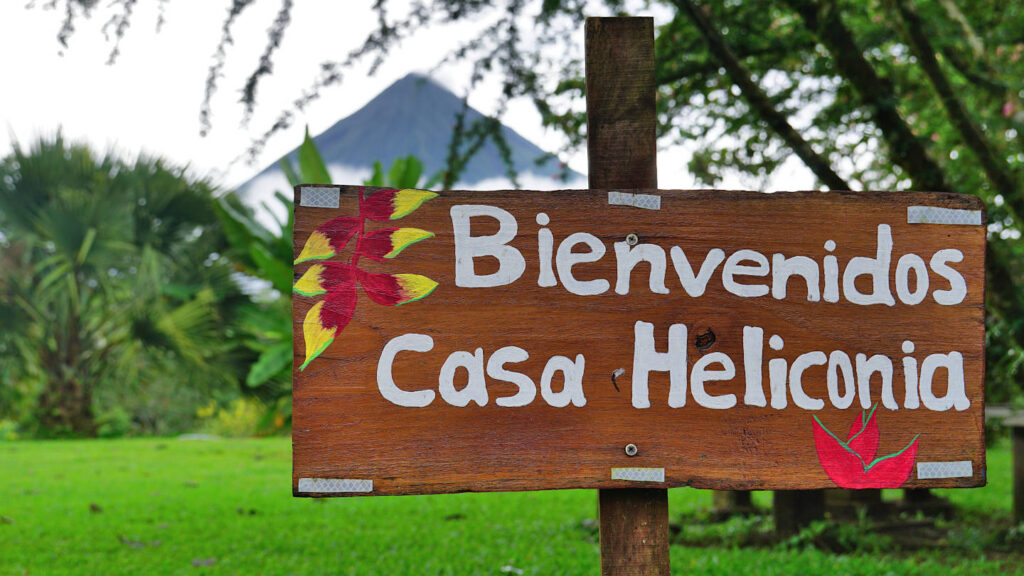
[856,353,898,410]
[789,351,826,410]
[722,249,770,297]
[487,346,536,407]
[691,352,737,409]
[556,232,609,296]
[439,348,488,407]
[614,242,669,295]
[670,248,725,297]
[772,254,821,301]
[842,224,896,306]
[930,249,967,305]
[540,354,587,407]
[919,351,969,411]
[631,321,687,409]
[377,334,436,407]
[451,205,525,288]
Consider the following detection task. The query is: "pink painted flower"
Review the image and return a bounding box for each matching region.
[812,405,919,489]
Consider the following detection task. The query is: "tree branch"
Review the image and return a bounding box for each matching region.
[784,0,950,192]
[935,0,984,58]
[937,43,1007,95]
[673,0,851,190]
[240,0,294,125]
[891,0,1021,221]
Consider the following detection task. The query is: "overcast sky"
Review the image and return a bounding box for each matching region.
[0,1,813,194]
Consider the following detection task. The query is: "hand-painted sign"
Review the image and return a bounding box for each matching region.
[292,185,985,497]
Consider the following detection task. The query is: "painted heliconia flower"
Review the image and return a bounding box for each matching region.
[360,189,439,221]
[846,405,880,463]
[294,216,361,264]
[293,262,355,297]
[358,228,435,261]
[300,286,357,371]
[357,269,438,306]
[812,405,919,489]
[294,187,440,371]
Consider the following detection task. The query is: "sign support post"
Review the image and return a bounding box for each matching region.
[585,17,671,576]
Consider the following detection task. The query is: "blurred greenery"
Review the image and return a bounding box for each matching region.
[0,134,255,437]
[0,127,437,438]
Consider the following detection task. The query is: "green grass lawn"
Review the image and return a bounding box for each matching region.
[0,437,1018,575]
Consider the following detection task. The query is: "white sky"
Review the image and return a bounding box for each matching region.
[0,1,813,194]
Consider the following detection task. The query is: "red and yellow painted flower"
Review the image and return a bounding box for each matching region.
[358,228,435,261]
[812,405,919,489]
[360,188,439,221]
[294,216,360,264]
[299,286,357,371]
[293,262,355,297]
[356,269,438,306]
[294,187,439,371]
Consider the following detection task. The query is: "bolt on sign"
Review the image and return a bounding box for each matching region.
[292,185,985,497]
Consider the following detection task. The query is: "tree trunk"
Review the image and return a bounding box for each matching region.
[773,490,825,536]
[713,490,756,520]
[825,489,886,520]
[34,375,95,436]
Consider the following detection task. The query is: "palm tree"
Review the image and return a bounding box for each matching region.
[0,134,246,436]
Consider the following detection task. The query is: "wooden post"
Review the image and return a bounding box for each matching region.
[713,490,754,520]
[825,489,885,520]
[1007,415,1024,523]
[585,17,669,576]
[773,490,825,537]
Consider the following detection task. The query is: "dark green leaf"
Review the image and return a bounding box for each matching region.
[246,341,292,388]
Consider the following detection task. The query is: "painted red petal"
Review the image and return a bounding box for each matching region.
[356,269,403,306]
[359,189,398,222]
[316,261,356,292]
[813,418,867,488]
[847,407,880,464]
[357,228,400,262]
[863,438,919,488]
[319,283,357,332]
[316,216,361,251]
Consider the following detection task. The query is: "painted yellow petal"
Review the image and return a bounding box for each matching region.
[385,228,435,258]
[295,231,333,264]
[293,264,326,296]
[390,189,439,220]
[300,301,337,370]
[394,273,438,305]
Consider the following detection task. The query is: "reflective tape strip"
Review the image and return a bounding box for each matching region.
[297,478,373,493]
[916,461,973,479]
[611,467,665,482]
[907,206,982,225]
[608,191,661,211]
[300,187,340,209]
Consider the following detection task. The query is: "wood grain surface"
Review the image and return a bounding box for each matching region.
[292,186,985,496]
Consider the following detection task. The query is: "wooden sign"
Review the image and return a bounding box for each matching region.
[292,185,985,497]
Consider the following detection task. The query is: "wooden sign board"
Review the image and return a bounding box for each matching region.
[292,185,985,497]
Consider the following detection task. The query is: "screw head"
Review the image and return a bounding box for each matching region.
[624,443,638,457]
[625,233,639,246]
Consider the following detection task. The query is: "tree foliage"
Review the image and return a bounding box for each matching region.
[0,134,249,435]
[34,0,1024,404]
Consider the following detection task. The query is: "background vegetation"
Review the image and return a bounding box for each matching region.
[24,0,1024,423]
